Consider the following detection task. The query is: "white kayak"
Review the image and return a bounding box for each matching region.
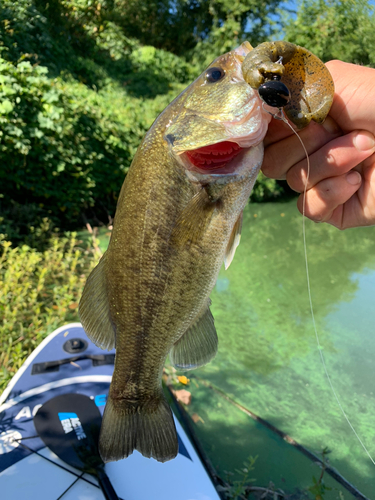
[0,323,222,500]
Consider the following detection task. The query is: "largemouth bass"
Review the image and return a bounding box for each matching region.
[79,41,334,464]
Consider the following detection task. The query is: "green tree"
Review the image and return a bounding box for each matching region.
[282,0,375,65]
[108,0,283,62]
[0,0,287,244]
[0,0,195,238]
[191,0,283,65]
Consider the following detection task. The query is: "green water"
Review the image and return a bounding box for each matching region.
[95,199,375,497]
[180,201,375,498]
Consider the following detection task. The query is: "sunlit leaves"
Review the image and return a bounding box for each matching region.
[0,232,97,390]
[282,0,375,66]
[0,0,288,240]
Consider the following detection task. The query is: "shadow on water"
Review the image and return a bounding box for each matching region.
[184,380,356,498]
[183,201,375,498]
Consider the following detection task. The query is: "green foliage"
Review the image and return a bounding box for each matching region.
[0,0,196,87]
[77,0,204,55]
[282,0,375,66]
[0,204,58,251]
[127,45,195,97]
[0,231,98,390]
[250,172,284,202]
[0,0,288,243]
[101,0,283,62]
[0,0,197,237]
[308,476,331,499]
[0,48,186,230]
[307,448,332,500]
[190,0,282,67]
[219,455,257,498]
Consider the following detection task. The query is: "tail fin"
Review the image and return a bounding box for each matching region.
[99,394,178,463]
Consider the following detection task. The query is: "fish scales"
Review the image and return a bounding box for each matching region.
[79,40,334,463]
[79,41,270,463]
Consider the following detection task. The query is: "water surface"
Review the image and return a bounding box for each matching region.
[183,200,375,498]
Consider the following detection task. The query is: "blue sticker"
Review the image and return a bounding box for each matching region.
[94,394,107,407]
[58,412,78,421]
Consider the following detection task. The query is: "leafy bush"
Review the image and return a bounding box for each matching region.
[0,0,195,90]
[108,0,283,62]
[0,0,202,238]
[282,0,375,66]
[0,231,98,390]
[0,52,186,230]
[250,172,284,202]
[0,203,58,251]
[0,0,290,245]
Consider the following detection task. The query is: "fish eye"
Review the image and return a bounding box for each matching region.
[258,80,291,108]
[205,67,225,83]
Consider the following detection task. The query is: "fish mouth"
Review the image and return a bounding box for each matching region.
[165,98,271,180]
[182,141,244,175]
[173,138,267,184]
[164,79,272,181]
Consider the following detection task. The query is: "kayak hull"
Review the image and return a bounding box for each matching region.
[0,323,221,500]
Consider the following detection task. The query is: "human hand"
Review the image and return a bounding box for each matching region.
[262,60,375,229]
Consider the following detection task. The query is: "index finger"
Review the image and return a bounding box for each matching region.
[263,116,294,147]
[262,117,341,180]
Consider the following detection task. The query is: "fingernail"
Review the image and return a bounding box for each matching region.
[354,131,375,151]
[321,116,341,135]
[346,171,362,185]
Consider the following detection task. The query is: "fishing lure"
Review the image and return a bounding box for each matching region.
[242,40,334,128]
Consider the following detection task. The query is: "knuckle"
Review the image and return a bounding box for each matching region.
[261,158,283,179]
[286,165,307,192]
[307,207,325,222]
[297,191,330,222]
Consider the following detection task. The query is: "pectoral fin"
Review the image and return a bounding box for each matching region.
[170,189,216,247]
[169,301,217,370]
[224,211,243,270]
[79,252,116,350]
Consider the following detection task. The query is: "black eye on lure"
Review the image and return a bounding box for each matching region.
[206,67,225,83]
[258,79,291,108]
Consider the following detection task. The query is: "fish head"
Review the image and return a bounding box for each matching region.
[164,42,272,184]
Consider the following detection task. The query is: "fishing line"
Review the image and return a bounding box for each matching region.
[266,106,375,466]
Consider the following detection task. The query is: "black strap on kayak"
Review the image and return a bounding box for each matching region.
[56,473,84,500]
[34,394,120,500]
[17,439,126,500]
[31,354,115,375]
[16,439,98,488]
